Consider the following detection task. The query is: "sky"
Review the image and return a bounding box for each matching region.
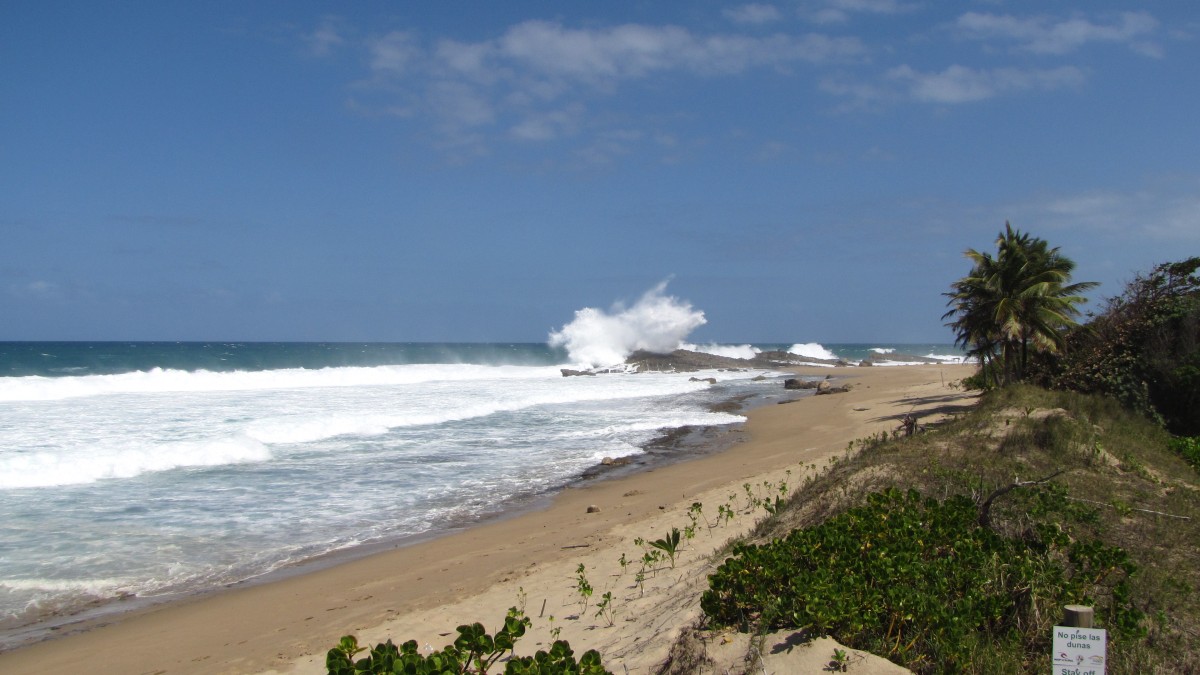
[2,1,1198,344]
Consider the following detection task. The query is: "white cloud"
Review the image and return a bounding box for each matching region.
[306,17,346,57]
[8,280,62,300]
[808,0,919,24]
[819,75,890,109]
[509,104,585,141]
[369,31,421,75]
[494,21,862,82]
[344,19,865,159]
[954,11,1161,56]
[435,39,500,82]
[427,81,495,128]
[887,64,1085,103]
[724,4,783,25]
[1009,180,1200,241]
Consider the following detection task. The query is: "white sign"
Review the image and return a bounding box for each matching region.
[1052,625,1107,674]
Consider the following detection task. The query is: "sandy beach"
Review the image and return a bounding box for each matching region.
[0,364,976,674]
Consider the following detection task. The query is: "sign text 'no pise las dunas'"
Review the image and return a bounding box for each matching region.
[1052,625,1106,675]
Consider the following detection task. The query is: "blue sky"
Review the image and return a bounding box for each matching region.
[3,1,1197,343]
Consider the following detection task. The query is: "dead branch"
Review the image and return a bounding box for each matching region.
[978,470,1066,529]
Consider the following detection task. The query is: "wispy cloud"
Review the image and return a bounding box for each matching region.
[954,11,1162,57]
[7,280,63,300]
[305,17,347,57]
[509,104,585,141]
[489,21,863,81]
[346,19,865,158]
[724,4,784,25]
[1006,179,1200,241]
[822,63,1086,108]
[887,64,1086,103]
[368,31,422,75]
[807,0,920,25]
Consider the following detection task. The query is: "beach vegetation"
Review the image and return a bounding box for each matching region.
[687,501,712,536]
[691,384,1199,673]
[716,503,735,527]
[944,223,1096,388]
[594,591,616,627]
[702,488,1140,672]
[829,647,850,672]
[1170,436,1200,472]
[640,549,662,577]
[649,528,682,568]
[1027,256,1200,436]
[326,608,611,674]
[574,563,594,613]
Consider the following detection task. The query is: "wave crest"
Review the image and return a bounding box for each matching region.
[548,281,706,367]
[787,343,839,361]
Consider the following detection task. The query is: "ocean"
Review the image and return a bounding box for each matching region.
[0,340,962,648]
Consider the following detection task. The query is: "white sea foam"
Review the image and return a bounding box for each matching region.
[0,346,768,638]
[0,363,563,402]
[0,366,726,489]
[787,343,840,361]
[548,281,706,367]
[870,347,895,354]
[0,577,135,594]
[926,352,970,364]
[683,343,760,360]
[0,436,272,489]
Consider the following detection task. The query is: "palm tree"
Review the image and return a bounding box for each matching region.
[944,224,1096,386]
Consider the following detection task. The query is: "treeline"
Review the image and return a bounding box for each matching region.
[1030,257,1200,436]
[944,224,1199,437]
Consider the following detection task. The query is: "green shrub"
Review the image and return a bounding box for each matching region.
[1033,257,1200,435]
[326,609,611,674]
[1170,436,1200,472]
[701,488,1141,673]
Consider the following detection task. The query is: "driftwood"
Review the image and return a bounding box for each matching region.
[978,470,1066,529]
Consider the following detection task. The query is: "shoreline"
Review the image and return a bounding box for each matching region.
[0,379,796,651]
[0,364,977,674]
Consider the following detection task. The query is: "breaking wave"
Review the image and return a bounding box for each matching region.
[548,281,707,367]
[787,343,840,361]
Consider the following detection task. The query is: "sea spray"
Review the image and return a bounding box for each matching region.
[788,343,841,361]
[683,343,761,360]
[548,281,706,367]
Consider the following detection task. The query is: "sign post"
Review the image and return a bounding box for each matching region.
[1052,605,1106,674]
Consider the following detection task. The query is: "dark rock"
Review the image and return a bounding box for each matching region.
[784,378,819,390]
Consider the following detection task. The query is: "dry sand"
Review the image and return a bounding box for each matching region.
[0,364,977,674]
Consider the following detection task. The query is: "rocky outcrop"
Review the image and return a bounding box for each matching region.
[814,380,850,395]
[562,347,859,376]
